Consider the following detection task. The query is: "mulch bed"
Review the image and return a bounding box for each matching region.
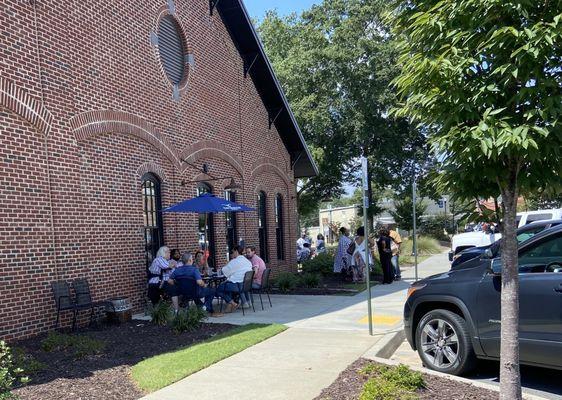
[12,321,235,400]
[314,359,499,400]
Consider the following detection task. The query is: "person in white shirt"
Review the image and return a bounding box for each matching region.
[216,246,253,312]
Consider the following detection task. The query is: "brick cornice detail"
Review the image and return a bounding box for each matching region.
[0,77,53,135]
[179,140,244,178]
[136,161,168,183]
[69,109,182,170]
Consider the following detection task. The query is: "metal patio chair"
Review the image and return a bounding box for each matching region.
[252,268,272,310]
[237,270,255,315]
[71,278,110,327]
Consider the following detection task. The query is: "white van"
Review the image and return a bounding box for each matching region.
[448,208,562,261]
[516,209,562,226]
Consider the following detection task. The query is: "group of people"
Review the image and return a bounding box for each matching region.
[147,244,267,317]
[296,233,326,263]
[333,225,402,284]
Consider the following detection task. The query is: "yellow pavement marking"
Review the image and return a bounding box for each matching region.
[358,314,401,325]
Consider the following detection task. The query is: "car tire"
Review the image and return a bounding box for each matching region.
[415,309,476,375]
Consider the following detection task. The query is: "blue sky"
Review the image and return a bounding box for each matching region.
[243,0,320,20]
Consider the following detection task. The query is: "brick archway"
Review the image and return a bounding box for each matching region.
[69,110,182,169]
[179,140,244,178]
[250,160,292,190]
[0,77,53,135]
[136,161,168,183]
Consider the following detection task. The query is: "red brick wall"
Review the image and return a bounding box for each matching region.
[0,0,299,341]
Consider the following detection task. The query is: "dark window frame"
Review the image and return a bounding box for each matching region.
[142,173,164,276]
[275,193,285,260]
[197,183,216,269]
[225,190,238,258]
[257,191,269,263]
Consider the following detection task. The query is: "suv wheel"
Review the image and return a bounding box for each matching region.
[415,309,476,375]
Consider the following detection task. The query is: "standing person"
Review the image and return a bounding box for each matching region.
[351,226,374,283]
[298,242,312,263]
[333,227,352,279]
[316,234,326,254]
[216,246,253,312]
[147,246,177,305]
[388,225,403,280]
[296,232,307,251]
[245,245,266,290]
[377,228,394,284]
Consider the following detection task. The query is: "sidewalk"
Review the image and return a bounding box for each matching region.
[142,253,451,400]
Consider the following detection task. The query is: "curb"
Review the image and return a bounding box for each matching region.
[362,327,406,359]
[366,356,549,400]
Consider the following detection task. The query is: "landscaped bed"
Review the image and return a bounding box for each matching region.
[314,359,498,400]
[10,321,285,400]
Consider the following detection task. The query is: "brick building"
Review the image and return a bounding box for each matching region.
[0,0,316,340]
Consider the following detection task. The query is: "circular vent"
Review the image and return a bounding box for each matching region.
[157,15,186,85]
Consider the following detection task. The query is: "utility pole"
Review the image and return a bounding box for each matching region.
[362,156,373,336]
[412,179,418,282]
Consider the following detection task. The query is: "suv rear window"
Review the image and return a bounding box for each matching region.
[525,214,552,225]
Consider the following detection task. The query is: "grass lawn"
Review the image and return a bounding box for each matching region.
[131,323,286,393]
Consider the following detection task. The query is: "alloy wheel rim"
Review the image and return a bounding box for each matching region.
[420,318,459,368]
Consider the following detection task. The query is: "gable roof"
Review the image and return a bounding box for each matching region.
[214,0,318,178]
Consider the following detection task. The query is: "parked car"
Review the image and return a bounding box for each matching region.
[451,219,562,269]
[404,224,562,375]
[448,208,562,261]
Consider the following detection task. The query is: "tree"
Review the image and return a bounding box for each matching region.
[390,1,562,398]
[388,196,427,233]
[258,1,428,223]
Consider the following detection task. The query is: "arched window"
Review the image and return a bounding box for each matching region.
[257,191,269,262]
[142,173,163,272]
[275,194,285,260]
[197,183,216,268]
[225,190,238,258]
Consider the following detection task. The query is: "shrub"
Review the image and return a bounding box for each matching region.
[401,236,441,256]
[302,252,334,275]
[1,341,28,400]
[41,332,105,359]
[12,348,46,377]
[415,236,441,255]
[171,306,208,334]
[359,363,424,400]
[150,301,172,326]
[419,215,455,241]
[301,273,320,288]
[275,272,298,293]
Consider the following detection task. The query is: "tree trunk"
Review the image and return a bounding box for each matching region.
[499,168,522,400]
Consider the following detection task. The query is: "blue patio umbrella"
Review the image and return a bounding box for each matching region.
[163,193,254,213]
[163,193,254,259]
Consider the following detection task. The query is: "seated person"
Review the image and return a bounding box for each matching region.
[245,245,266,290]
[216,246,253,312]
[147,246,177,305]
[194,250,212,277]
[167,252,223,317]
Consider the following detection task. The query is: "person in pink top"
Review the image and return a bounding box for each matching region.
[245,245,266,289]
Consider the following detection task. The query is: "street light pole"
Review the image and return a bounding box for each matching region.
[361,157,373,336]
[412,179,418,282]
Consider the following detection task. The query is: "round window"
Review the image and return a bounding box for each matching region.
[157,15,186,85]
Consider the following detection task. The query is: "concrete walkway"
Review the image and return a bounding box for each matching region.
[142,253,451,400]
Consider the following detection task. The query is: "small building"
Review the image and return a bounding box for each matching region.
[318,205,360,244]
[0,0,316,340]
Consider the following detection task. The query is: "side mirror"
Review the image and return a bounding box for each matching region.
[487,259,502,276]
[483,248,494,259]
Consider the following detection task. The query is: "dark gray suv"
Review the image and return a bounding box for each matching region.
[404,224,562,375]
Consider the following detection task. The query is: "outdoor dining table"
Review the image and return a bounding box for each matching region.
[203,275,227,287]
